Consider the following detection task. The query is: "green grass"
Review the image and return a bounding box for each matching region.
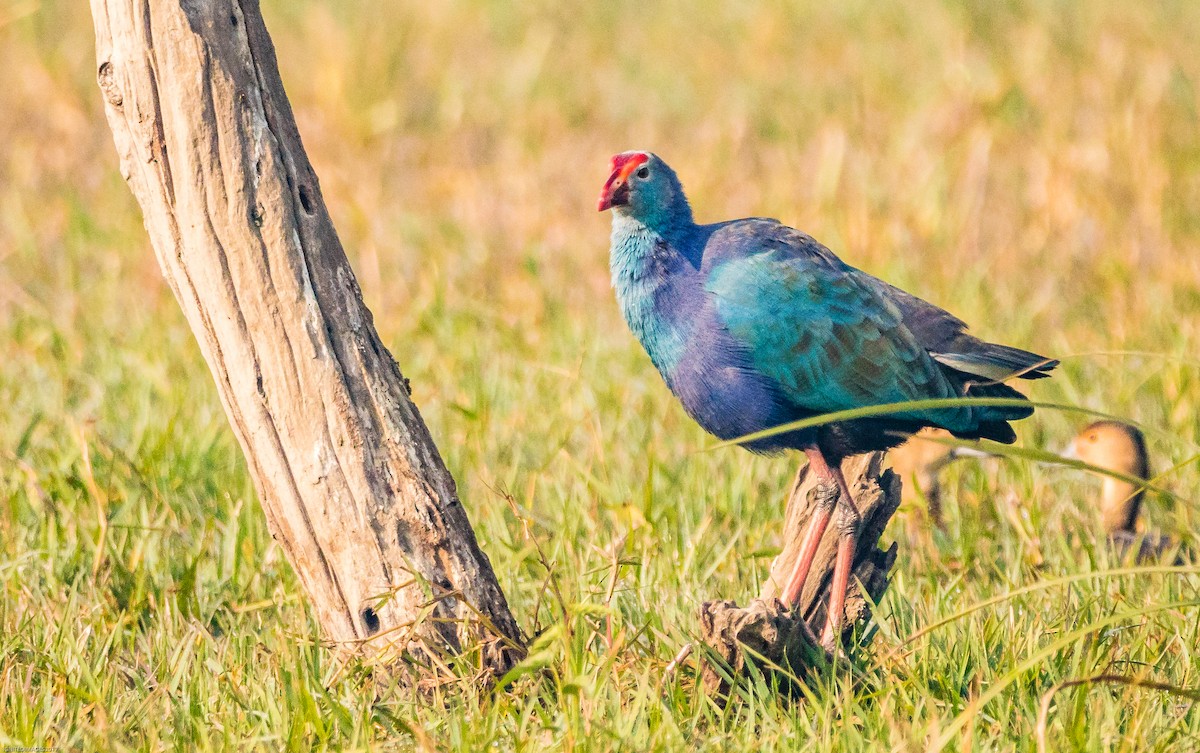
[2,0,1200,749]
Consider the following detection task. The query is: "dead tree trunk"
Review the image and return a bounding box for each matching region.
[699,453,899,694]
[89,0,524,677]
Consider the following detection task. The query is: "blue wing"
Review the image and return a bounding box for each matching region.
[705,238,976,431]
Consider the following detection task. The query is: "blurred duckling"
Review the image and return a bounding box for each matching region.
[892,427,988,529]
[895,420,1182,562]
[1062,420,1179,563]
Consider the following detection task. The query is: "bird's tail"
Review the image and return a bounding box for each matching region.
[944,380,1034,444]
[932,343,1059,381]
[968,379,1034,419]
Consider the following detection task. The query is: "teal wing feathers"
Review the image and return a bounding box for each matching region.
[706,248,976,431]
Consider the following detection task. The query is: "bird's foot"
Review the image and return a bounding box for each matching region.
[810,479,840,511]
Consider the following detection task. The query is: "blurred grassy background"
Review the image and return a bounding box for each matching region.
[2,0,1199,750]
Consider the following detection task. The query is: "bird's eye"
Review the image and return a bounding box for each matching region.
[636,166,650,179]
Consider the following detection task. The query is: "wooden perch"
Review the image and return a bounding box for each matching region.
[89,0,524,678]
[699,452,899,694]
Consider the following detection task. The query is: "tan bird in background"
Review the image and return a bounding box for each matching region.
[890,428,984,529]
[891,420,1183,561]
[1062,420,1180,562]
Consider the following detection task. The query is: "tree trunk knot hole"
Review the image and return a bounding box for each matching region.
[98,62,123,107]
[298,184,315,215]
[360,606,381,636]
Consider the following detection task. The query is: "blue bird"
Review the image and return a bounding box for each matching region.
[598,151,1057,650]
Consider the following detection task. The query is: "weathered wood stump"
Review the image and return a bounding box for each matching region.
[699,452,900,695]
[89,0,525,680]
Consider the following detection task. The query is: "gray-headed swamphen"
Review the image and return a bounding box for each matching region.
[598,151,1057,650]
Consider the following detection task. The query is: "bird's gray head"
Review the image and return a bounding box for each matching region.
[597,151,693,231]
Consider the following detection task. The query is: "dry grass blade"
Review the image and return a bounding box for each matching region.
[929,599,1200,752]
[1035,674,1200,753]
[876,566,1200,670]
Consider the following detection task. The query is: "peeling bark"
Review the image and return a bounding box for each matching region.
[89,0,524,677]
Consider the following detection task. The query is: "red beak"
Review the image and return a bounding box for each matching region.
[597,152,649,212]
[597,171,629,212]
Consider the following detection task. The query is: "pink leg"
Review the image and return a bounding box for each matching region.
[781,448,840,607]
[820,465,861,652]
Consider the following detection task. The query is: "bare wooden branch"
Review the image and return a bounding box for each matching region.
[699,452,899,693]
[89,0,524,676]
